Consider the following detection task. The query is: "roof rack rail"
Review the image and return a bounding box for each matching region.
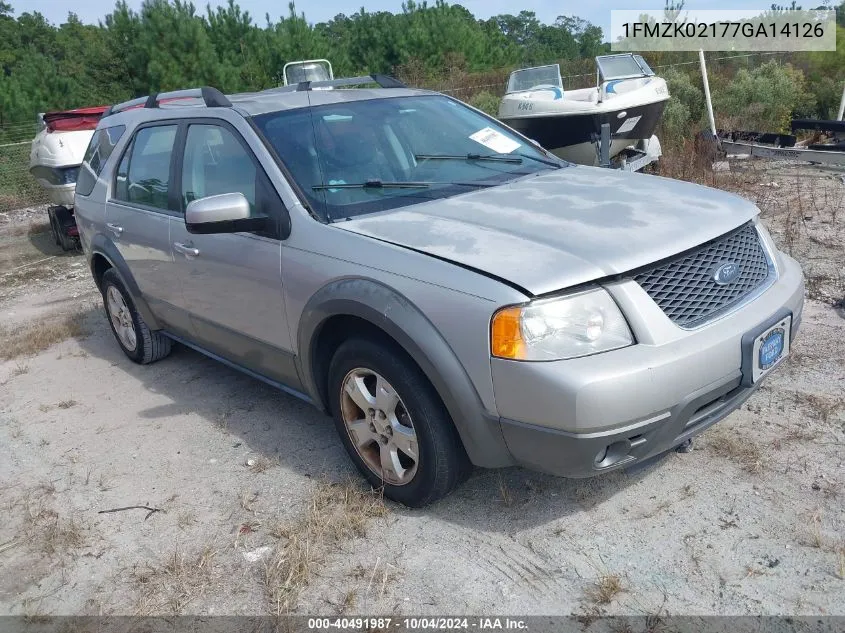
[103,86,232,117]
[277,73,406,93]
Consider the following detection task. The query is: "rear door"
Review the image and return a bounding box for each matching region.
[168,120,298,387]
[106,123,191,335]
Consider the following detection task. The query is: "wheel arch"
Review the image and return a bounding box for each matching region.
[297,278,513,468]
[88,234,161,330]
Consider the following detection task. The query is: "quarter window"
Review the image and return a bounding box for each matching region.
[114,125,177,210]
[181,124,257,213]
[76,125,126,197]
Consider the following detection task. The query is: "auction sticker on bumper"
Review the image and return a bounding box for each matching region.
[749,315,791,383]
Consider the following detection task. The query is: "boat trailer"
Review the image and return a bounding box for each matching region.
[717,119,845,167]
[47,205,80,251]
[698,50,845,167]
[594,123,663,172]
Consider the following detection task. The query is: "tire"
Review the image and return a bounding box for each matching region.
[328,337,471,507]
[48,209,61,246]
[52,206,76,251]
[101,268,172,365]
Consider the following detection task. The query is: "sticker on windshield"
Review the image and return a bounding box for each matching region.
[469,127,521,154]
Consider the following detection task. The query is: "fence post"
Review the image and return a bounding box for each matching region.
[837,82,845,122]
[699,49,717,139]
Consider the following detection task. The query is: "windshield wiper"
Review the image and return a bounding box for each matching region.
[415,152,564,169]
[312,180,431,190]
[514,151,565,169]
[312,179,501,191]
[415,153,523,164]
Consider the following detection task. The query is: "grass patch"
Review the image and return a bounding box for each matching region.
[705,427,766,473]
[792,392,843,423]
[132,545,218,614]
[0,311,88,361]
[14,483,88,559]
[264,479,389,615]
[0,220,50,238]
[0,260,57,289]
[586,573,624,605]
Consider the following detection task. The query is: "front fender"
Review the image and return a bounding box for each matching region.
[297,278,514,469]
[89,233,161,331]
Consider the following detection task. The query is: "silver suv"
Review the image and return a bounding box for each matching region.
[74,79,804,507]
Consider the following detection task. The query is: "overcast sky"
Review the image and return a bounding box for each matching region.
[17,0,771,37]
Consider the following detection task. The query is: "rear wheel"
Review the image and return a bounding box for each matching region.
[101,268,172,364]
[328,337,471,507]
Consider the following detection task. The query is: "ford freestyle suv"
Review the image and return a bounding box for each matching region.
[74,78,804,507]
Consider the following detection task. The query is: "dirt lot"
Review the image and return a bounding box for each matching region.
[1,162,843,619]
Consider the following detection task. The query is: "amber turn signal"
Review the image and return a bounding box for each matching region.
[491,306,525,360]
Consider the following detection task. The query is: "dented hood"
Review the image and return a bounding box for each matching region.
[336,165,760,296]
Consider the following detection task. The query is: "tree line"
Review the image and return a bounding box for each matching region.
[0,0,608,124]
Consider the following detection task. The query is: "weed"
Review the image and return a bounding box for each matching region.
[11,362,29,376]
[98,473,115,492]
[498,475,513,507]
[586,573,624,605]
[264,479,388,615]
[706,427,766,473]
[132,545,218,614]
[0,312,88,361]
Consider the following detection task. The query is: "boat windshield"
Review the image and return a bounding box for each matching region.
[253,94,565,222]
[596,54,654,82]
[506,65,562,94]
[284,62,332,85]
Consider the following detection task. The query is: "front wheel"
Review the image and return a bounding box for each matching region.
[101,268,172,365]
[328,338,471,507]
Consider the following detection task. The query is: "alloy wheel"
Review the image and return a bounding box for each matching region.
[339,368,419,485]
[106,285,137,352]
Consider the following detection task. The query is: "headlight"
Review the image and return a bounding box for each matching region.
[491,288,634,361]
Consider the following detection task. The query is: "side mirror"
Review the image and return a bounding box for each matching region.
[185,192,268,235]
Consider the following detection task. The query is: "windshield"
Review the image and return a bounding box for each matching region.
[284,63,331,85]
[506,65,562,94]
[596,55,651,81]
[253,95,564,222]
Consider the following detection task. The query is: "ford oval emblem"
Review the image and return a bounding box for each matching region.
[713,261,741,285]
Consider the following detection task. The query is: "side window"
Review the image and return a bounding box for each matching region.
[113,125,177,211]
[76,124,126,197]
[181,124,258,214]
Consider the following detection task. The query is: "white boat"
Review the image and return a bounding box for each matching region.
[498,54,670,166]
[29,106,108,207]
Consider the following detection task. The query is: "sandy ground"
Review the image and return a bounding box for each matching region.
[0,162,843,619]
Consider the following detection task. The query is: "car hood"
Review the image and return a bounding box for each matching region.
[336,165,760,296]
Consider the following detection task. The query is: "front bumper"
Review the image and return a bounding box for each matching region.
[493,252,804,478]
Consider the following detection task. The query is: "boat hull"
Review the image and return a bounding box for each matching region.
[501,99,667,165]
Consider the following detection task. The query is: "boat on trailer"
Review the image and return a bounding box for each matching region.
[28,105,108,249]
[29,106,108,207]
[498,53,670,167]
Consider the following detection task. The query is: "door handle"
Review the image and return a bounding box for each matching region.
[106,223,123,237]
[173,242,200,258]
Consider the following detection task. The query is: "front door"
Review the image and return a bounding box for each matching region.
[106,123,191,335]
[168,121,298,388]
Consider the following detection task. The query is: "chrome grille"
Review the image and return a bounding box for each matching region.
[633,224,771,328]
